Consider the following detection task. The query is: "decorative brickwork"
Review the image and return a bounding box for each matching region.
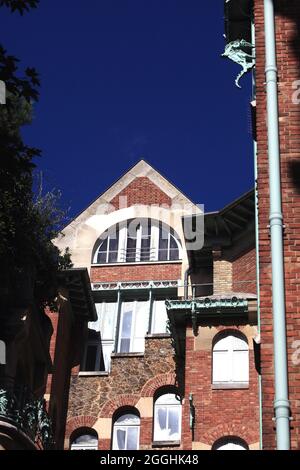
[110,177,171,209]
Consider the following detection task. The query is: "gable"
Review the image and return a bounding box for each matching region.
[110,176,171,209]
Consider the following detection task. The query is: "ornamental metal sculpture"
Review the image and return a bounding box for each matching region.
[222,39,255,88]
[0,386,53,449]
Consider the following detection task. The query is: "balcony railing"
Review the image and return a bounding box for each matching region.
[0,377,53,450]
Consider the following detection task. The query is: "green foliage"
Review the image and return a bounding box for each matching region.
[0,0,39,15]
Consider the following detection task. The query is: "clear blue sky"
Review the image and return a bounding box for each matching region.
[1,0,254,216]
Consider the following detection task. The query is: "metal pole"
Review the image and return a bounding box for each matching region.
[263,0,290,450]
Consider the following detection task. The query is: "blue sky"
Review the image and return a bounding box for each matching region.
[1,0,254,216]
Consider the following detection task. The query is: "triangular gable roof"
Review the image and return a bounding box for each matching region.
[64,159,196,229]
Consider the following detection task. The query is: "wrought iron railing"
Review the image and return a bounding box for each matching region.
[0,376,53,450]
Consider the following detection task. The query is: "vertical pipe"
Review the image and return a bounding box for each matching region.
[263,0,290,449]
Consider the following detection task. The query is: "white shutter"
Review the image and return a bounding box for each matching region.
[213,350,229,383]
[232,350,249,382]
[101,302,117,340]
[132,301,149,352]
[152,300,168,334]
[89,303,102,332]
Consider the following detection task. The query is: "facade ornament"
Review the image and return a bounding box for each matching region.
[222,39,255,88]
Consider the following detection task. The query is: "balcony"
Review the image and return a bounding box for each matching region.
[0,377,53,450]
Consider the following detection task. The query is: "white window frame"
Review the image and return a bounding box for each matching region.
[153,393,182,442]
[212,333,249,386]
[93,219,181,264]
[112,414,140,450]
[70,433,98,450]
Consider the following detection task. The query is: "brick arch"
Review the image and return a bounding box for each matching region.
[202,421,258,447]
[141,372,177,397]
[99,394,140,418]
[66,415,97,438]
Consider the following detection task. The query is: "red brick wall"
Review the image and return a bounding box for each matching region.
[110,177,171,209]
[91,262,182,282]
[232,248,257,295]
[254,0,300,449]
[182,326,259,449]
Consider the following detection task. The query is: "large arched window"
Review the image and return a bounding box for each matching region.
[212,331,249,386]
[70,428,98,450]
[92,219,181,264]
[112,411,140,450]
[212,437,248,451]
[153,392,182,442]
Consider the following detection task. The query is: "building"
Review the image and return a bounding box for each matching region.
[0,265,95,450]
[49,160,260,450]
[224,0,300,450]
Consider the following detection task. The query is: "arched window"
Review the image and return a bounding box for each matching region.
[70,428,98,450]
[92,219,181,264]
[153,392,182,442]
[112,412,140,450]
[212,437,248,450]
[212,331,249,386]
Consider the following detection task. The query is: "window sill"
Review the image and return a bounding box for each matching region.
[212,383,249,390]
[111,352,144,358]
[152,441,181,448]
[78,371,109,377]
[146,333,171,339]
[91,260,182,267]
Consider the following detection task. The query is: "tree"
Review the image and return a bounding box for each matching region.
[0,2,72,316]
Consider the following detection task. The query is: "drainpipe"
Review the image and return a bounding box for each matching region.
[263,0,290,449]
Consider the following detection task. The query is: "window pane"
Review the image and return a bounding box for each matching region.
[168,408,179,438]
[97,238,108,263]
[120,338,130,353]
[126,236,137,262]
[119,310,133,353]
[157,407,167,431]
[169,235,179,260]
[158,228,168,261]
[108,236,119,263]
[141,236,151,261]
[127,427,138,450]
[116,429,126,450]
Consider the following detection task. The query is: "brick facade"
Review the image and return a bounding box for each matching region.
[91,263,182,283]
[254,0,300,449]
[110,176,171,209]
[232,248,257,295]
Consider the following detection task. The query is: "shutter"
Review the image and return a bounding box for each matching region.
[232,350,249,382]
[132,301,149,352]
[213,350,229,383]
[152,300,168,334]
